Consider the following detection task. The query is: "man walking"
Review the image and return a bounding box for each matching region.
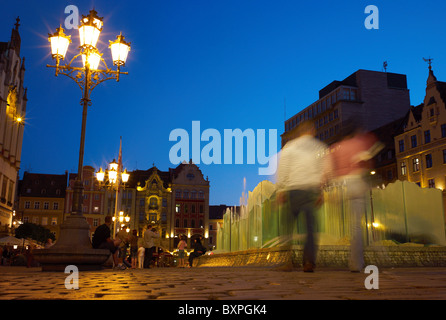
[276,120,331,272]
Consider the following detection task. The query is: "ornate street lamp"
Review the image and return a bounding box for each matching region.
[96,159,130,237]
[34,9,131,271]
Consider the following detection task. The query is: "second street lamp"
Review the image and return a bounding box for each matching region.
[34,9,131,271]
[96,159,130,237]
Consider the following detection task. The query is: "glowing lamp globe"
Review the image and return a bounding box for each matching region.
[48,26,71,60]
[78,9,103,48]
[109,33,131,66]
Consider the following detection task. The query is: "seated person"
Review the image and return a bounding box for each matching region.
[188,237,206,267]
[92,215,123,269]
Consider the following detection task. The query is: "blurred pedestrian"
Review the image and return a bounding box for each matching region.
[25,244,35,268]
[128,229,139,269]
[276,120,332,272]
[177,235,187,268]
[143,225,159,268]
[44,238,54,249]
[116,227,130,269]
[330,120,383,272]
[137,244,145,269]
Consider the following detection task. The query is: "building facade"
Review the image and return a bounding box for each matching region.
[282,69,410,147]
[0,18,27,233]
[125,161,210,251]
[17,172,67,239]
[395,67,446,192]
[209,205,230,250]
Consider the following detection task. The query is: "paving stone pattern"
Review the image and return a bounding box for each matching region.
[1,266,446,300]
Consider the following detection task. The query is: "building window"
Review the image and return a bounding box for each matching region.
[34,202,40,209]
[399,140,405,152]
[183,219,188,228]
[43,202,49,210]
[176,204,180,213]
[175,219,180,228]
[426,154,433,168]
[424,130,431,144]
[94,194,100,200]
[184,204,188,214]
[93,219,99,227]
[413,158,420,172]
[183,190,189,199]
[401,162,407,176]
[442,124,446,138]
[191,205,196,213]
[175,190,181,199]
[191,219,195,228]
[93,206,99,212]
[42,217,48,226]
[428,178,435,188]
[51,217,57,225]
[411,135,417,148]
[200,205,204,213]
[191,190,197,199]
[53,202,59,210]
[24,201,30,209]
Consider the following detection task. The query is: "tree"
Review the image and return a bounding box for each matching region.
[15,223,55,244]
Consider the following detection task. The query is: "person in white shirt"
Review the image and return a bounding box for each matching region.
[276,120,332,272]
[143,225,160,268]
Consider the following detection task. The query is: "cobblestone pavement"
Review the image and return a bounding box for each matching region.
[1,266,446,301]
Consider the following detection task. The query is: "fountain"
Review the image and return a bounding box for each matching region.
[203,180,446,268]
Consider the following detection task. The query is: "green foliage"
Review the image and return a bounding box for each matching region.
[15,223,55,244]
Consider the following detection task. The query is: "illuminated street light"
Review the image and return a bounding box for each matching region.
[35,9,131,271]
[96,158,130,237]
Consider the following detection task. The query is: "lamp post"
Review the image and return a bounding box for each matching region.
[96,159,130,237]
[34,9,131,271]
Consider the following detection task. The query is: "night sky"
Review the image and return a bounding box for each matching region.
[2,0,446,205]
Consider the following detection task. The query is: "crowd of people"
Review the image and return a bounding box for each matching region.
[91,217,207,270]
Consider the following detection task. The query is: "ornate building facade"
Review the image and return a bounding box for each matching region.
[395,66,446,209]
[127,161,210,251]
[0,18,27,232]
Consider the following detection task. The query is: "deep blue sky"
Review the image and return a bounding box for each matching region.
[2,0,446,205]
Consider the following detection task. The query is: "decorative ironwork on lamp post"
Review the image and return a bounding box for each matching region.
[47,9,131,218]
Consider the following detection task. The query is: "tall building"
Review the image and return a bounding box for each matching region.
[0,18,27,232]
[17,172,67,239]
[282,69,410,147]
